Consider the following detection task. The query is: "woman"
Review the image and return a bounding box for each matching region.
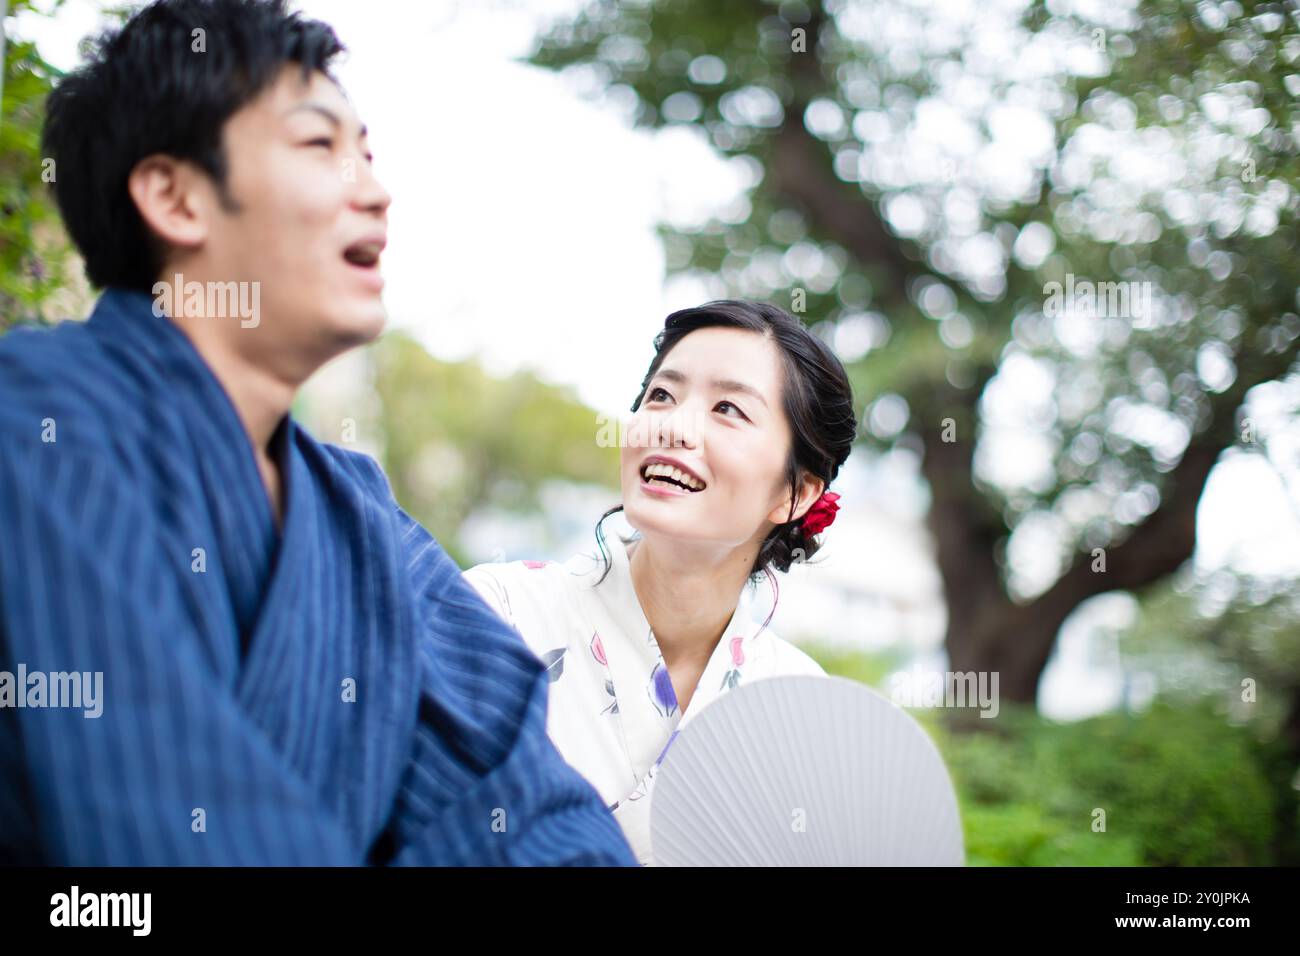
[463,299,857,865]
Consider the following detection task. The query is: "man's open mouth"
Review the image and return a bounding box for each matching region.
[639,462,706,492]
[343,241,383,269]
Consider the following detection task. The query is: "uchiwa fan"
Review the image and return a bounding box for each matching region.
[650,675,964,866]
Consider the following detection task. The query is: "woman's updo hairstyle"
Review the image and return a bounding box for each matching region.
[596,299,857,584]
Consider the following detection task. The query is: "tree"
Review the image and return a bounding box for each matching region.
[367,331,620,567]
[526,0,1300,708]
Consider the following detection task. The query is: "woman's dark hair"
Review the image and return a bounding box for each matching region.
[42,0,345,292]
[595,299,857,593]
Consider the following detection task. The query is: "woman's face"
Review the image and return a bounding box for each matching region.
[620,326,820,556]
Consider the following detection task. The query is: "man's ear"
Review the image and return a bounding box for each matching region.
[127,155,209,252]
[767,471,825,526]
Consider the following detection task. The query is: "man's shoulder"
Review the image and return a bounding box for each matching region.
[300,439,457,576]
[305,438,394,499]
[0,318,146,467]
[0,319,112,418]
[0,316,107,381]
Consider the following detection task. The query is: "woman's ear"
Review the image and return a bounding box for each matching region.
[767,472,825,526]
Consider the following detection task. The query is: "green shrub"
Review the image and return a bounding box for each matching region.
[1038,698,1279,866]
[961,803,1143,867]
[799,646,1285,865]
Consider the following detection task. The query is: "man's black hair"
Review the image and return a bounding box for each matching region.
[42,0,345,291]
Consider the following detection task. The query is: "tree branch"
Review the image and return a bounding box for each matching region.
[1027,342,1300,642]
[767,3,918,312]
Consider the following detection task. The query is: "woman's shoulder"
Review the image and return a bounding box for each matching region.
[463,556,564,585]
[464,549,601,591]
[462,553,599,632]
[464,556,562,605]
[747,626,828,678]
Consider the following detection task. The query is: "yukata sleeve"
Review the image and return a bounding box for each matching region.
[0,445,357,865]
[461,564,515,628]
[380,507,635,867]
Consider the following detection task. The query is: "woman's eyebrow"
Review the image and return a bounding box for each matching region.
[656,367,768,409]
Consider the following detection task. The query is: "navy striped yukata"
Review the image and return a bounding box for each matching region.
[0,288,637,867]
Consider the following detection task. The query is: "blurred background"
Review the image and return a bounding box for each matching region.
[3,0,1298,864]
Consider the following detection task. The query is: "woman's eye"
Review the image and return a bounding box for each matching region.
[717,401,747,419]
[306,137,333,149]
[648,387,672,403]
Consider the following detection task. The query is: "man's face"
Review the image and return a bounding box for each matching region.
[201,65,391,364]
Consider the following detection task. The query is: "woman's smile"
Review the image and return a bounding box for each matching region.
[638,455,708,496]
[638,470,704,497]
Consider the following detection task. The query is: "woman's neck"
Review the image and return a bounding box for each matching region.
[627,536,757,667]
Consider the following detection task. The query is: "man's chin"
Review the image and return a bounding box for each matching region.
[330,304,388,348]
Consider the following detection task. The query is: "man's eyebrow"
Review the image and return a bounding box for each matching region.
[654,367,769,409]
[285,102,367,138]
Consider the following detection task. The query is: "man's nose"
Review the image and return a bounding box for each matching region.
[352,157,392,214]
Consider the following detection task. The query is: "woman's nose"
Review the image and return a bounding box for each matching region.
[657,406,700,448]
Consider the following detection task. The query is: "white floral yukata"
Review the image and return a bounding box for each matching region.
[462,533,827,865]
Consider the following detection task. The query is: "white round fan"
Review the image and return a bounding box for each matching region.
[650,675,965,866]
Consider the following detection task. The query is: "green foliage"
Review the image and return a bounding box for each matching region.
[1115,572,1300,865]
[1121,572,1300,714]
[934,697,1282,866]
[798,639,906,687]
[1048,699,1278,865]
[370,332,620,563]
[961,803,1144,867]
[1,0,78,328]
[803,639,1288,864]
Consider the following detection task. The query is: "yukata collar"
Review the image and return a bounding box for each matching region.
[581,532,765,653]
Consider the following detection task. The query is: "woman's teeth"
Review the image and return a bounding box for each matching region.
[641,462,705,492]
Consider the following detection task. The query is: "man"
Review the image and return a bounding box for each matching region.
[0,0,635,865]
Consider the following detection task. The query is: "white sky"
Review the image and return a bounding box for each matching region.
[13,0,1300,719]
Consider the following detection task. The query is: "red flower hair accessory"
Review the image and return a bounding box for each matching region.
[800,491,841,536]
